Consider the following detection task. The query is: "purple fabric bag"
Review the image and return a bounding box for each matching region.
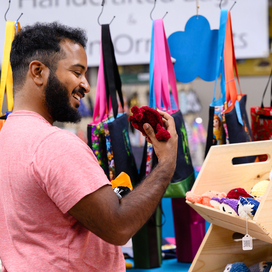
[171,197,206,263]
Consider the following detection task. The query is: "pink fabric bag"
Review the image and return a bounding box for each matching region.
[87,27,111,176]
[152,18,205,262]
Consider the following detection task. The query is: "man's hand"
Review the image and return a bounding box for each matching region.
[143,109,178,168]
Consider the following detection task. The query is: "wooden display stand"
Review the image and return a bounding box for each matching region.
[187,140,272,272]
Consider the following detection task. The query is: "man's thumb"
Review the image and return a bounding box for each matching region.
[143,123,149,130]
[143,123,155,139]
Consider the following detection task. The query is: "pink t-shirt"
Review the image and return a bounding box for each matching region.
[0,111,125,271]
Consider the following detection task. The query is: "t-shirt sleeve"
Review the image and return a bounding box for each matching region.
[32,130,111,213]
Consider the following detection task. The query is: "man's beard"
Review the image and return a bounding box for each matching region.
[45,71,82,123]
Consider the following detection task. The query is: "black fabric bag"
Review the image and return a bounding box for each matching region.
[130,140,162,269]
[225,94,255,164]
[205,9,254,165]
[87,24,138,184]
[107,113,139,185]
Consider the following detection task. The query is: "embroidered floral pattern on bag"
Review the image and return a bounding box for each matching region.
[122,128,131,157]
[221,113,229,144]
[91,123,108,172]
[180,123,190,165]
[213,105,225,145]
[145,142,153,176]
[104,123,116,181]
[122,128,135,167]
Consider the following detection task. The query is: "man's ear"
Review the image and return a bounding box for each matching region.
[29,61,49,86]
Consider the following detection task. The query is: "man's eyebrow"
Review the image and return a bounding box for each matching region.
[71,64,86,70]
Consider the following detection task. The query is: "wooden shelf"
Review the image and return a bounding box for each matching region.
[187,140,272,271]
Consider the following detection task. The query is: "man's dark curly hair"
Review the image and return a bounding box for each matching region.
[10,22,87,88]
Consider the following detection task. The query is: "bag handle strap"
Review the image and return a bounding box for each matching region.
[211,9,228,106]
[164,20,179,111]
[224,10,242,113]
[102,24,123,119]
[149,21,156,109]
[0,21,20,116]
[154,19,170,111]
[153,19,179,113]
[91,27,110,124]
[260,69,272,108]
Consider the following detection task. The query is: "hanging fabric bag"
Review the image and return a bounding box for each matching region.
[223,10,255,164]
[204,9,228,157]
[205,10,254,164]
[250,70,272,161]
[87,24,138,185]
[0,20,21,129]
[150,19,195,198]
[148,18,205,263]
[87,29,109,176]
[101,24,138,184]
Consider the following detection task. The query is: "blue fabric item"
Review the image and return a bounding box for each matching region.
[6,111,12,117]
[235,100,243,126]
[211,9,243,124]
[161,198,175,238]
[170,93,178,110]
[211,9,228,107]
[224,262,250,272]
[238,197,260,217]
[78,100,91,117]
[105,112,126,123]
[168,15,219,83]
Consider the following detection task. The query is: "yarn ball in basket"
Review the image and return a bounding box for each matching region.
[237,197,260,220]
[250,180,269,198]
[223,262,250,272]
[227,188,252,200]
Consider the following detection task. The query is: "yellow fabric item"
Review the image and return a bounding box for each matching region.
[125,262,133,269]
[111,172,133,191]
[251,180,270,198]
[0,21,21,116]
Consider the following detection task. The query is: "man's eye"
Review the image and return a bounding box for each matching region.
[74,71,81,76]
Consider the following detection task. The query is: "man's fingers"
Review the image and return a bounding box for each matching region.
[157,109,171,120]
[156,109,175,131]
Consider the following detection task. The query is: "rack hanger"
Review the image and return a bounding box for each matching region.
[219,0,237,10]
[97,0,115,26]
[219,0,222,9]
[230,1,237,10]
[150,0,168,20]
[4,0,23,22]
[196,0,200,19]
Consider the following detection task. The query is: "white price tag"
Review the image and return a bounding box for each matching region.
[242,234,253,251]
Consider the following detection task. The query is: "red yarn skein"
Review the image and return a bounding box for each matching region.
[128,106,171,141]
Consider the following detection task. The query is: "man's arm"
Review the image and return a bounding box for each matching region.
[68,110,178,245]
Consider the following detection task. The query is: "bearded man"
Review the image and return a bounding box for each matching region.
[0,22,178,271]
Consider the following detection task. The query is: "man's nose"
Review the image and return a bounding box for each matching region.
[80,77,90,93]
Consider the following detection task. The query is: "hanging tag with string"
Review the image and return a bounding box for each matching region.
[242,218,253,250]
